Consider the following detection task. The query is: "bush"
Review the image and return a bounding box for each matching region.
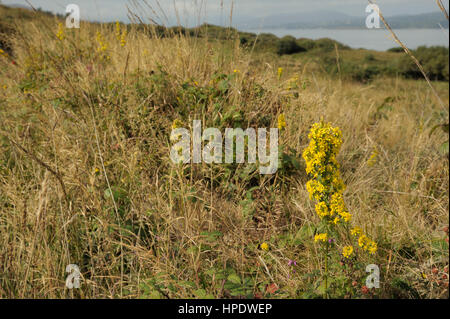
[313,38,349,52]
[276,35,306,55]
[397,46,449,81]
[387,47,404,53]
[363,53,376,62]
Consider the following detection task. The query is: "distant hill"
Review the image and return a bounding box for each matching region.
[238,11,449,29]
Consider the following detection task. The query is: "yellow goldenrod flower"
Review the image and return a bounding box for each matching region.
[315,201,330,218]
[56,22,65,41]
[120,29,127,47]
[339,211,352,222]
[0,48,8,58]
[277,67,283,79]
[233,69,240,74]
[260,242,269,251]
[96,31,109,60]
[277,113,286,130]
[351,227,363,237]
[306,180,325,201]
[342,246,354,258]
[314,233,328,243]
[172,119,183,130]
[304,121,377,260]
[367,148,378,167]
[367,240,377,254]
[357,234,377,254]
[115,21,121,40]
[96,32,107,52]
[358,234,369,248]
[115,21,127,47]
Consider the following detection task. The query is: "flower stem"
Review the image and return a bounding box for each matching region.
[324,243,329,299]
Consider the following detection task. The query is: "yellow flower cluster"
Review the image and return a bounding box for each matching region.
[367,148,378,167]
[96,32,108,52]
[115,21,121,40]
[314,233,328,243]
[171,119,183,130]
[0,48,8,58]
[277,113,286,130]
[115,21,127,47]
[357,234,377,254]
[350,226,363,237]
[303,122,343,178]
[306,180,325,201]
[260,242,269,251]
[96,31,110,60]
[351,227,377,254]
[277,67,283,79]
[342,246,354,258]
[303,122,349,223]
[56,22,65,41]
[330,193,352,223]
[304,122,377,256]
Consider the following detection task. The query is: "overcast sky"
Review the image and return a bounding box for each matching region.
[1,0,449,25]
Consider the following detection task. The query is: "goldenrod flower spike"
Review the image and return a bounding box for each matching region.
[56,22,65,41]
[342,246,354,258]
[314,233,328,243]
[277,67,283,80]
[303,121,377,255]
[367,147,378,167]
[277,113,286,130]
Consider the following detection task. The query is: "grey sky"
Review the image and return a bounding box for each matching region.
[1,0,448,25]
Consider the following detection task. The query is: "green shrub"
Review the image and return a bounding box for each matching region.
[387,47,404,53]
[276,35,306,55]
[397,46,449,81]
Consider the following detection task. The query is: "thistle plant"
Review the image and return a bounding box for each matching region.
[303,121,377,297]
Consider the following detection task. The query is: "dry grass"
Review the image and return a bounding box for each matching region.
[0,6,448,298]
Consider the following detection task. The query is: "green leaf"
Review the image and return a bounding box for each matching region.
[200,231,223,242]
[227,273,241,285]
[103,186,127,202]
[193,289,207,298]
[439,141,449,155]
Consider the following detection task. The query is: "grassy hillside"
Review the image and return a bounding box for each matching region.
[0,4,449,299]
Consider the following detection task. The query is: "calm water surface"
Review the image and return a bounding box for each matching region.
[243,28,449,51]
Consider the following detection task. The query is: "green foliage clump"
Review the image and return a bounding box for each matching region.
[276,35,306,55]
[397,46,449,81]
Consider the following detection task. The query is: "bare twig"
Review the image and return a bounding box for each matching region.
[436,0,449,20]
[8,137,69,203]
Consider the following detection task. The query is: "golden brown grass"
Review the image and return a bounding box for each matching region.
[0,5,448,298]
